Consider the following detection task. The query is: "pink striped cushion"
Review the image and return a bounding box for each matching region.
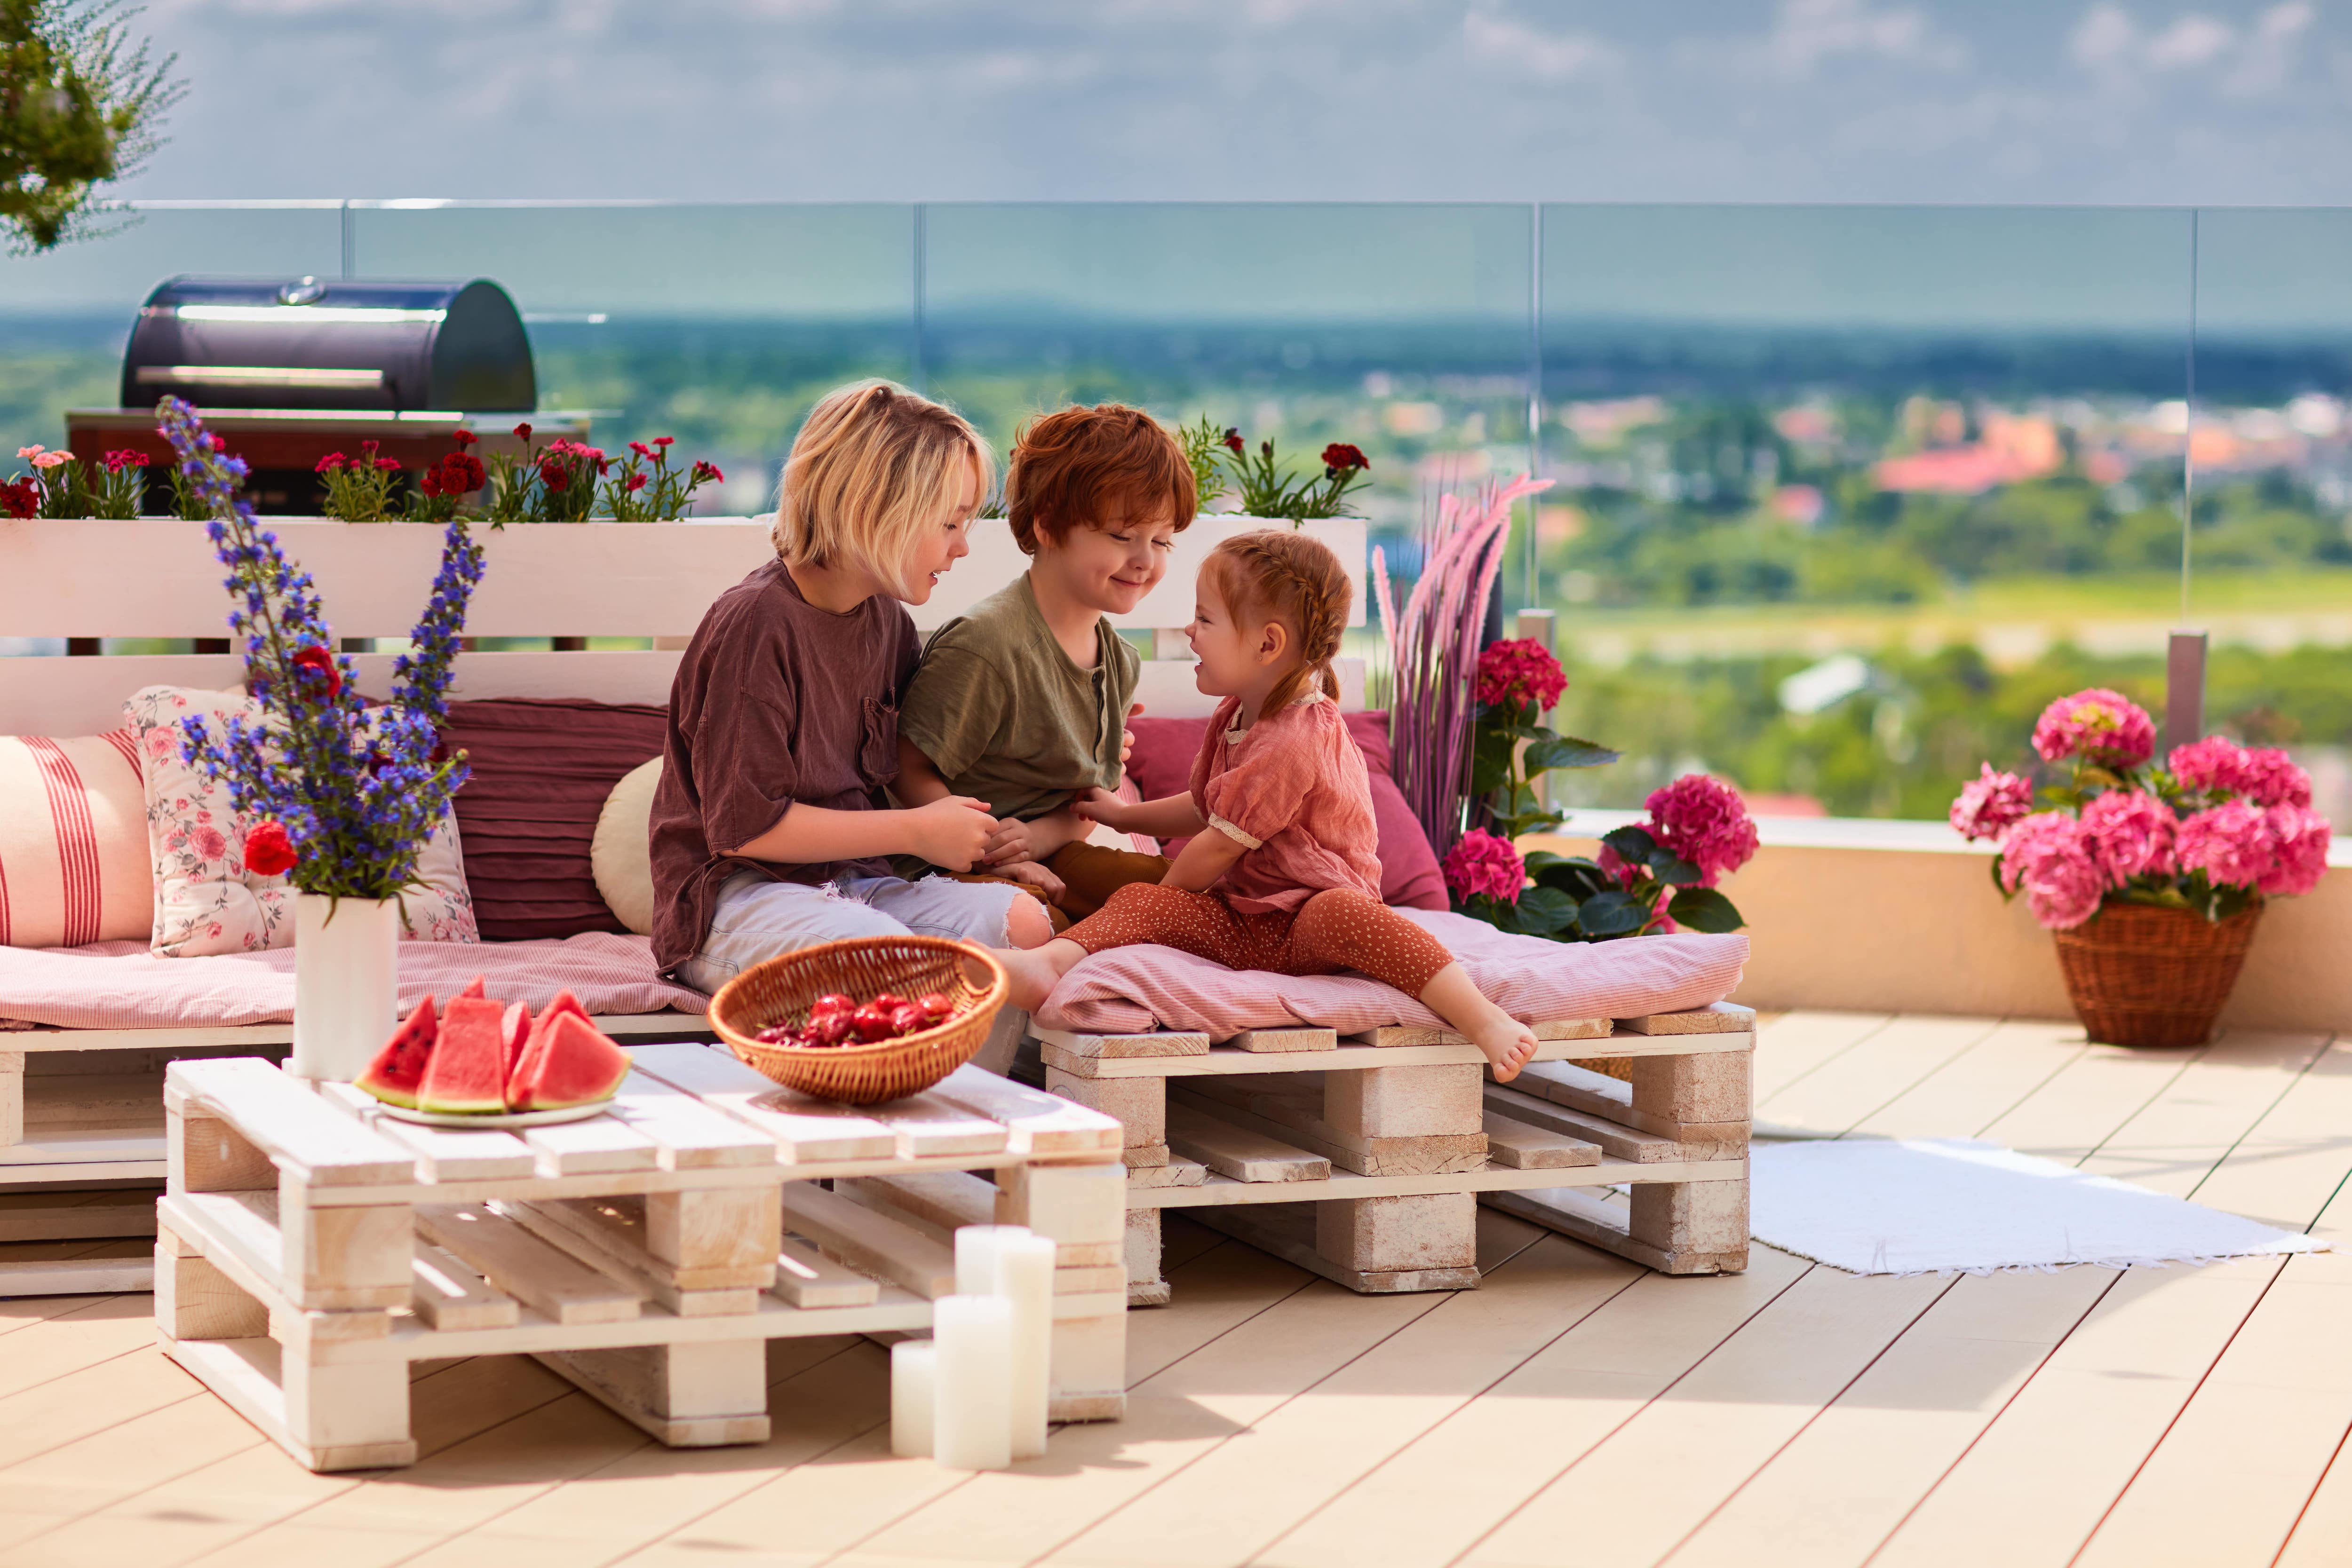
[0,731,153,949]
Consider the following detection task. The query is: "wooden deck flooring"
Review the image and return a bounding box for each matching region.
[0,1010,2346,1568]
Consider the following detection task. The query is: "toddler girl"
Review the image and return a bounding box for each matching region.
[996,530,1540,1080]
[650,380,1057,993]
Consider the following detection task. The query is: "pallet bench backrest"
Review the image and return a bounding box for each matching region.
[1,515,1367,736]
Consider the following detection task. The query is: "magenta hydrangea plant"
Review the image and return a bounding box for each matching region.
[1952,687,2331,931]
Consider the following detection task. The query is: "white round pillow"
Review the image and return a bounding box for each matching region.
[591,756,662,937]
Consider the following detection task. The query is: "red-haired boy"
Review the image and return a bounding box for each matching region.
[895,403,1193,921]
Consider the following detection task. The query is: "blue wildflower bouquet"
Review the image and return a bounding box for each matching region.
[159,398,485,902]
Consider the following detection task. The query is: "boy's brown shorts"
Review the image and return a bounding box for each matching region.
[946,840,1170,932]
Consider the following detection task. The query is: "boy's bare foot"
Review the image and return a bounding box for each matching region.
[995,938,1084,1012]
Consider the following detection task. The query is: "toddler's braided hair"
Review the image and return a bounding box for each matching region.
[1203,529,1352,714]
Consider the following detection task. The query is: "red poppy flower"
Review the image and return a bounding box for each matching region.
[244,819,298,877]
[314,452,348,475]
[289,644,342,698]
[514,422,533,443]
[451,428,479,448]
[1320,443,1368,471]
[1223,427,1244,453]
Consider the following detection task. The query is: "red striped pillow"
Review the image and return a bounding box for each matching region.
[0,731,153,949]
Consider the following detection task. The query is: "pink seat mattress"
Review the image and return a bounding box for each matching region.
[1037,910,1748,1038]
[0,932,706,1031]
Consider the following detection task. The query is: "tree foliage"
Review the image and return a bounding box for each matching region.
[0,0,178,253]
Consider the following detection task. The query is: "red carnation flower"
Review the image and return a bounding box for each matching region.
[626,472,648,492]
[1223,427,1245,453]
[691,459,723,483]
[373,457,401,472]
[0,478,37,520]
[451,428,478,448]
[629,441,653,461]
[514,422,533,443]
[359,440,379,457]
[314,452,348,474]
[420,466,447,499]
[539,458,569,491]
[244,819,298,878]
[446,452,485,492]
[207,434,226,452]
[104,449,143,474]
[653,436,675,448]
[289,643,342,698]
[1321,443,1368,471]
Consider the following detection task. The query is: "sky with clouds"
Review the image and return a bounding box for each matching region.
[115,0,2352,205]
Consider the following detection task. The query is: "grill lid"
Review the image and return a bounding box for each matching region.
[122,276,536,412]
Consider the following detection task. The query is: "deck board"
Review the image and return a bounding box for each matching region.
[0,1009,2343,1568]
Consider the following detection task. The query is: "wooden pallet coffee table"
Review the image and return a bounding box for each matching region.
[157,1044,1127,1472]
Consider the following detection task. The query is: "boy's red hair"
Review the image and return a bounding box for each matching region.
[1005,404,1196,554]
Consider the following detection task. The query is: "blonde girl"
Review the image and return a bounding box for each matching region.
[996,529,1541,1080]
[650,380,1056,992]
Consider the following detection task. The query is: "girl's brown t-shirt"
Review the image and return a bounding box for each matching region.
[648,559,918,973]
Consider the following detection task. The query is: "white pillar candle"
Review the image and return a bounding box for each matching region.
[932,1294,1014,1471]
[997,1230,1057,1460]
[890,1340,936,1459]
[954,1224,1021,1296]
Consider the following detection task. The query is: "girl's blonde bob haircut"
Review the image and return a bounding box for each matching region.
[772,380,995,597]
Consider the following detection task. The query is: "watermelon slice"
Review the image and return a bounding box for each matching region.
[510,1012,631,1112]
[505,990,591,1107]
[420,997,509,1114]
[455,975,487,1003]
[357,998,437,1109]
[500,1000,532,1080]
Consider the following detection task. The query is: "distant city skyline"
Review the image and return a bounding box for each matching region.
[116,0,2352,206]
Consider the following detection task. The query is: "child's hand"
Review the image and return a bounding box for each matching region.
[997,859,1067,901]
[1072,788,1129,830]
[1119,703,1143,769]
[984,809,1083,867]
[909,796,997,871]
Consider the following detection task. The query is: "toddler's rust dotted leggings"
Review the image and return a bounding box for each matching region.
[1058,882,1456,997]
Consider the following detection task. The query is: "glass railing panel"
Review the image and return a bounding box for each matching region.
[2187,207,2352,827]
[349,202,918,512]
[1536,203,2194,819]
[0,202,345,458]
[921,201,1538,601]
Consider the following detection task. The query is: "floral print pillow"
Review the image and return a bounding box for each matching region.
[124,686,478,956]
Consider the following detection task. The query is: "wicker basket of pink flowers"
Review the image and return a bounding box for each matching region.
[1952,688,2332,1049]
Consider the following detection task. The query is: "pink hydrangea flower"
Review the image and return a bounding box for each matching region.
[2032,688,2155,768]
[2260,804,2330,897]
[1442,828,1524,904]
[2238,747,2313,809]
[1998,811,2106,929]
[2174,800,2276,890]
[1645,774,1759,887]
[1474,639,1568,712]
[2168,734,2247,797]
[2077,789,2176,886]
[1949,764,2034,842]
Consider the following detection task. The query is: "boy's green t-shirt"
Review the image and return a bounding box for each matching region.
[899,573,1140,824]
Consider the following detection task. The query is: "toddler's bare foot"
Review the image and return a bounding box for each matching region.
[994,939,1082,1013]
[1465,1010,1539,1082]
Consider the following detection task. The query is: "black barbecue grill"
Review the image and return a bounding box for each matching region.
[121,276,535,413]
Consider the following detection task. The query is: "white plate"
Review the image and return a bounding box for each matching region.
[373,1100,612,1129]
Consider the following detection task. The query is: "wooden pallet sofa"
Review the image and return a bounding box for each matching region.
[0,512,1368,1296]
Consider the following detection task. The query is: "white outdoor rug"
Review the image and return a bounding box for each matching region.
[1750,1138,2330,1276]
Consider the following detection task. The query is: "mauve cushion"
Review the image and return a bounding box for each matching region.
[1125,711,1447,911]
[443,697,667,941]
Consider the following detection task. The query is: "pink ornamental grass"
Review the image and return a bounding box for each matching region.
[2076,788,2176,885]
[1950,763,2034,842]
[1999,811,2106,930]
[1442,828,1524,904]
[1474,638,1567,712]
[2032,688,2155,768]
[1646,774,1759,887]
[2174,800,2275,891]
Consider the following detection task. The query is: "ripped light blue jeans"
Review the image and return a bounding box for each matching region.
[672,870,1023,998]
